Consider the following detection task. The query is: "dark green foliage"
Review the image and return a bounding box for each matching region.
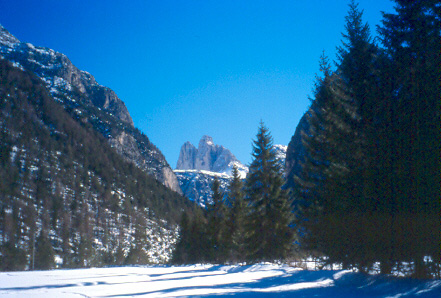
[0,241,27,271]
[207,177,228,263]
[172,208,210,264]
[377,0,441,278]
[244,122,295,262]
[290,0,440,278]
[173,124,296,265]
[226,166,247,262]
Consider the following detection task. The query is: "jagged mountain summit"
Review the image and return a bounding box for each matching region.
[175,136,287,207]
[176,135,248,177]
[0,24,181,194]
[175,136,247,206]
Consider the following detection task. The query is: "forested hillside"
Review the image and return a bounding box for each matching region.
[0,58,194,270]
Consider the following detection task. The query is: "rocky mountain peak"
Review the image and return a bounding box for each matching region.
[0,23,133,127]
[199,135,214,147]
[176,136,247,177]
[0,25,19,47]
[0,24,182,194]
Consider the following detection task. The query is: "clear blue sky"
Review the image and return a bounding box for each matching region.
[0,0,395,167]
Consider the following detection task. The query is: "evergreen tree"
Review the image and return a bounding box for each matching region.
[172,208,210,264]
[226,165,246,262]
[207,177,227,263]
[126,213,150,265]
[245,122,295,262]
[34,229,55,270]
[378,0,441,278]
[293,52,361,267]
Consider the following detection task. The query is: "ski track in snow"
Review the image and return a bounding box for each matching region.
[0,264,440,297]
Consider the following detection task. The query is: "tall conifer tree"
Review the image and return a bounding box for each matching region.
[245,122,294,262]
[226,165,246,262]
[208,177,227,262]
[378,0,441,278]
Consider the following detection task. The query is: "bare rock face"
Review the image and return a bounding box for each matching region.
[176,142,197,170]
[176,135,247,176]
[0,25,133,127]
[0,24,182,194]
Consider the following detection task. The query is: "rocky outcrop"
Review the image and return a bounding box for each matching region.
[176,142,198,170]
[176,135,248,176]
[0,24,181,194]
[0,26,133,127]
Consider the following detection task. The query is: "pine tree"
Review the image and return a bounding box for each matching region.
[34,229,55,270]
[207,177,227,263]
[226,165,246,262]
[244,122,295,262]
[378,0,441,278]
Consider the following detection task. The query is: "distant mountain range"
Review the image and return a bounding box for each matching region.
[174,136,287,207]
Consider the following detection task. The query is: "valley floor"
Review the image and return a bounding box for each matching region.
[1,264,440,297]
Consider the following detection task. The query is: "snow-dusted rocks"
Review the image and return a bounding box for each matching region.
[0,24,181,194]
[176,135,248,177]
[175,136,248,206]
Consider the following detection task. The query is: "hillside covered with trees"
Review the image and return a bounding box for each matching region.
[0,58,195,270]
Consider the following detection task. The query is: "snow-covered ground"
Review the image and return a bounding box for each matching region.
[1,264,440,297]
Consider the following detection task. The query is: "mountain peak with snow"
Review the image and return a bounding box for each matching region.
[176,136,248,177]
[0,24,20,47]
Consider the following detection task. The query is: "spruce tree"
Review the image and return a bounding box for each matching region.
[378,0,441,278]
[34,229,55,270]
[207,177,227,263]
[245,122,295,262]
[226,165,246,262]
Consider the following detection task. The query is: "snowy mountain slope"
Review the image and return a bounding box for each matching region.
[1,264,439,297]
[0,24,181,194]
[174,170,232,207]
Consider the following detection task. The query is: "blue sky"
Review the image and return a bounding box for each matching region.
[0,0,395,167]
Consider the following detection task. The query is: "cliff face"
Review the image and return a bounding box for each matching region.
[176,135,247,176]
[0,24,181,194]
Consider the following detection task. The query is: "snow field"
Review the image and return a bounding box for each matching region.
[1,264,440,297]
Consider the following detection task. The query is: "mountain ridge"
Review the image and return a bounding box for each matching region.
[0,57,195,269]
[0,24,181,194]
